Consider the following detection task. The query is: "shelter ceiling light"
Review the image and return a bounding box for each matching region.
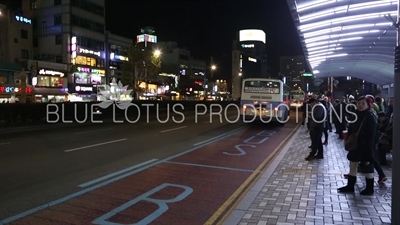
[306,37,363,48]
[307,44,341,52]
[300,0,397,23]
[308,47,343,55]
[305,30,380,44]
[299,11,396,31]
[297,0,335,12]
[303,23,391,37]
[308,53,348,62]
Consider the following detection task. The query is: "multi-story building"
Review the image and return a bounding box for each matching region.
[0,4,34,103]
[22,0,106,101]
[279,56,306,89]
[0,4,33,64]
[231,29,267,100]
[155,41,206,99]
[106,31,132,81]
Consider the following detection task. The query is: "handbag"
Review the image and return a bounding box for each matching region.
[344,117,366,151]
[358,162,374,174]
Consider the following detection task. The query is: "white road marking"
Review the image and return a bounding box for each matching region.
[0,142,11,145]
[160,126,187,133]
[64,138,127,152]
[193,127,246,146]
[74,128,113,135]
[78,158,158,187]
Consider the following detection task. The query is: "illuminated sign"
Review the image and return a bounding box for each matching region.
[15,15,31,24]
[76,67,105,75]
[302,73,313,76]
[71,37,77,64]
[0,86,33,93]
[110,53,128,61]
[241,44,254,48]
[79,48,101,57]
[239,29,266,44]
[75,86,93,92]
[159,73,176,77]
[38,69,64,77]
[136,34,157,44]
[248,57,257,63]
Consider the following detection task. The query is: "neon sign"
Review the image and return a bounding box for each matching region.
[110,53,128,61]
[71,37,77,64]
[76,67,105,75]
[241,44,254,48]
[75,86,93,92]
[0,86,33,93]
[79,48,101,57]
[136,34,157,44]
[15,15,31,24]
[248,57,257,62]
[39,69,64,77]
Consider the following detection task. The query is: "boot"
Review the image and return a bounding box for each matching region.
[338,175,356,193]
[360,178,374,195]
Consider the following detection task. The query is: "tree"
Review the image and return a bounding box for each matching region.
[122,45,161,98]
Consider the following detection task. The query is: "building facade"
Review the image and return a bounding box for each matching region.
[156,41,206,100]
[107,31,132,81]
[279,56,306,89]
[0,4,34,103]
[22,0,106,101]
[231,29,268,100]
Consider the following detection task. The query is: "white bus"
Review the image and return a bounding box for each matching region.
[290,90,305,109]
[240,78,291,124]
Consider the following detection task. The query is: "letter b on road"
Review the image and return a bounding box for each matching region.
[92,183,193,225]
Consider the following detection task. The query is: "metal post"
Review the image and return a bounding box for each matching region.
[392,1,400,224]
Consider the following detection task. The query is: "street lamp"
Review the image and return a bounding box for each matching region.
[154,49,161,57]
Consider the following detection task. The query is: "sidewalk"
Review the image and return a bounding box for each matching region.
[224,127,392,225]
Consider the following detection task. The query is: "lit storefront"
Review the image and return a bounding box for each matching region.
[138,82,158,100]
[72,66,105,85]
[70,36,106,101]
[67,83,97,102]
[32,68,68,102]
[0,86,34,103]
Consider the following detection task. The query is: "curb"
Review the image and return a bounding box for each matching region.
[205,123,301,225]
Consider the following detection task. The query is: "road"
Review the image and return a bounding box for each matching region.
[0,110,300,224]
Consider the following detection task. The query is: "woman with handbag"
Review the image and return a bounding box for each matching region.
[338,96,377,195]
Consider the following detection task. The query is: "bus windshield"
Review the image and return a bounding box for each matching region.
[243,81,280,94]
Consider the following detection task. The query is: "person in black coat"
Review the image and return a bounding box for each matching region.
[338,96,377,195]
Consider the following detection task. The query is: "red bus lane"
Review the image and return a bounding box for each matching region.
[6,124,297,225]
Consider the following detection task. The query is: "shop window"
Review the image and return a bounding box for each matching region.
[36,76,63,87]
[30,0,37,10]
[55,35,62,45]
[54,15,61,25]
[21,29,28,39]
[21,49,29,59]
[75,55,96,67]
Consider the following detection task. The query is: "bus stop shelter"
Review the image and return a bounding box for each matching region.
[286,0,399,224]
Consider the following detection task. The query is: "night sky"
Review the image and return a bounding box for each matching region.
[1,0,304,77]
[105,0,304,77]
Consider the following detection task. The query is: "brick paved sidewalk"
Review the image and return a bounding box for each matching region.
[224,127,392,225]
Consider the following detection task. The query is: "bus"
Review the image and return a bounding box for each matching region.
[240,78,291,124]
[290,90,305,109]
